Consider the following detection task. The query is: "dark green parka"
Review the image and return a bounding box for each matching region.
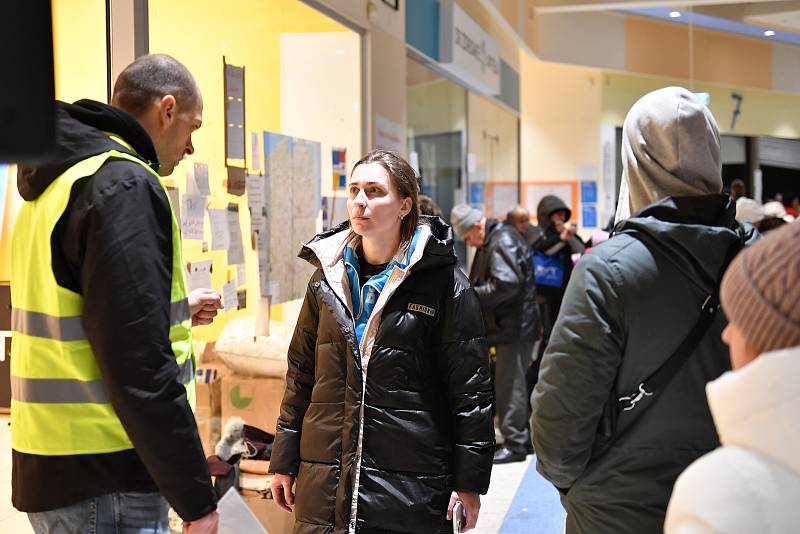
[532,195,756,534]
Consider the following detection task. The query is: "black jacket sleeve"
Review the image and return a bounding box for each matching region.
[473,231,524,311]
[73,161,216,521]
[531,252,625,490]
[436,269,494,494]
[269,277,319,475]
[532,228,564,255]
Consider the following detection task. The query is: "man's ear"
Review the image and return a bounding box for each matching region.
[159,94,177,127]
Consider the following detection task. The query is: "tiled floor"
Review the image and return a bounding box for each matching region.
[0,417,34,534]
[1,414,561,533]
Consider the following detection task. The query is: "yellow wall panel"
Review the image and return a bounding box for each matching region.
[602,71,800,138]
[148,0,349,340]
[52,0,107,103]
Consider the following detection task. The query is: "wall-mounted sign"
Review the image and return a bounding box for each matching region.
[439,1,501,96]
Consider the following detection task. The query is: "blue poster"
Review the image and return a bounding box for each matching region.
[469,182,485,204]
[580,181,597,204]
[582,205,597,228]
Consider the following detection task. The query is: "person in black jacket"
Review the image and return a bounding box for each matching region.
[12,55,220,533]
[450,204,540,464]
[268,150,494,534]
[532,195,584,359]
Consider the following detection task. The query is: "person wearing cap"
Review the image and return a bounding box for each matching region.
[531,87,757,534]
[665,221,800,534]
[450,203,540,464]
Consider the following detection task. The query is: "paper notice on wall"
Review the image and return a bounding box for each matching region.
[221,280,237,311]
[207,208,230,251]
[194,163,211,195]
[226,203,245,265]
[246,173,264,214]
[188,260,213,292]
[181,194,205,240]
[251,132,261,171]
[237,263,246,287]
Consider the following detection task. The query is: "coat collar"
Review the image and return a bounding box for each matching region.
[707,345,800,476]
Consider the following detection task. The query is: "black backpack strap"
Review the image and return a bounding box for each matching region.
[616,226,746,415]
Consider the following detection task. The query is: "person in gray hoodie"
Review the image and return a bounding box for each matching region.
[531,87,757,534]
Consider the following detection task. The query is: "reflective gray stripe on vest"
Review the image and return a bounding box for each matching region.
[170,298,190,326]
[11,309,86,341]
[12,360,194,404]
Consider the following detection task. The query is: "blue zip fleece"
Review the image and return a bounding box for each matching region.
[344,228,422,346]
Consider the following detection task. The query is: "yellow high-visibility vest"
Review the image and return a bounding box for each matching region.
[10,144,195,455]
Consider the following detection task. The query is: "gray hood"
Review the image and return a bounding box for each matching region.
[616,87,722,222]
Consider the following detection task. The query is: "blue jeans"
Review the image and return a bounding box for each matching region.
[28,492,170,534]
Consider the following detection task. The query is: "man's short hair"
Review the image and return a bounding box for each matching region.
[112,54,198,117]
[506,205,530,225]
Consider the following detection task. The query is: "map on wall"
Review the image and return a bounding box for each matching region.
[254,132,321,303]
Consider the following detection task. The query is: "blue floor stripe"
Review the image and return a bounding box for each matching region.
[499,456,566,533]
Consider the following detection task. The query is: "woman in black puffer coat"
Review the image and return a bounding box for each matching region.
[268,150,494,534]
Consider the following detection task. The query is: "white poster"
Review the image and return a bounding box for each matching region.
[207,208,230,251]
[188,260,213,292]
[221,280,238,311]
[181,195,205,240]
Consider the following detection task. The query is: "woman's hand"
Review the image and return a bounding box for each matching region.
[446,491,481,532]
[270,474,296,513]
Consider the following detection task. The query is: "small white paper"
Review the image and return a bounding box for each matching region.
[194,162,211,196]
[181,195,205,240]
[221,281,237,311]
[467,153,477,174]
[237,263,247,287]
[207,209,230,251]
[409,151,420,175]
[217,487,267,534]
[250,132,261,171]
[185,166,199,196]
[246,173,265,214]
[188,260,212,292]
[226,204,245,265]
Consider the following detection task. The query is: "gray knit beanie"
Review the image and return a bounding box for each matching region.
[450,204,483,237]
[720,221,800,355]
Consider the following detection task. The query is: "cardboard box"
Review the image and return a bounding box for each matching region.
[242,492,295,534]
[220,375,286,435]
[195,377,221,457]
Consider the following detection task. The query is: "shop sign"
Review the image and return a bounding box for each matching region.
[439,1,501,95]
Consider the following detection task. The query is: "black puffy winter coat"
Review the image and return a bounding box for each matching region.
[469,218,540,345]
[269,217,495,534]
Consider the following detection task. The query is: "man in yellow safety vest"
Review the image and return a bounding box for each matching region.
[11,54,221,534]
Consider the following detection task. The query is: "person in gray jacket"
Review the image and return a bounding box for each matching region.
[531,87,756,534]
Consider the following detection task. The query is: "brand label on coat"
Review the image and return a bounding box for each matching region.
[407,303,436,317]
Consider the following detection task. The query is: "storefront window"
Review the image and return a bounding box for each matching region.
[467,93,520,219]
[149,0,363,338]
[406,57,467,222]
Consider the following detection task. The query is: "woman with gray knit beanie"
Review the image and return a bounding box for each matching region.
[665,221,800,534]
